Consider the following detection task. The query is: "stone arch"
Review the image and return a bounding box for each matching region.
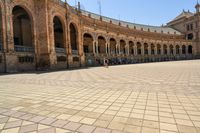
[53,16,65,48]
[12,5,34,51]
[169,45,173,55]
[69,22,78,51]
[98,36,106,54]
[110,38,116,54]
[163,44,168,55]
[120,40,126,54]
[176,45,180,55]
[151,43,155,55]
[157,44,161,55]
[144,43,148,55]
[83,33,93,53]
[129,41,134,55]
[188,45,193,54]
[182,45,186,54]
[137,42,142,55]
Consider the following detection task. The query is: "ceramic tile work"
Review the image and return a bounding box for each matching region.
[0,60,200,133]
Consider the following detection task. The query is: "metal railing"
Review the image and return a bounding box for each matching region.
[72,50,78,55]
[55,48,66,54]
[14,45,34,53]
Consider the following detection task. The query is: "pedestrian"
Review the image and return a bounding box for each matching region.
[104,58,109,68]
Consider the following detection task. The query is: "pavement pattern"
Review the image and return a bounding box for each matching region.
[0,60,200,133]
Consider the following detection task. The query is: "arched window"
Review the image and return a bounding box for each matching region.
[182,45,186,54]
[98,36,106,54]
[83,33,93,53]
[157,44,161,55]
[110,38,116,54]
[176,45,180,55]
[151,44,155,55]
[53,16,64,48]
[188,45,193,54]
[169,45,173,55]
[70,23,78,51]
[137,42,142,55]
[144,43,148,55]
[163,45,168,55]
[13,6,32,47]
[129,41,134,55]
[120,40,126,54]
[187,33,193,40]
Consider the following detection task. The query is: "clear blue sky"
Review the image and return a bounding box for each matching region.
[65,0,197,26]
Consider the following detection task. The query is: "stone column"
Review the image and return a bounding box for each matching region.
[34,0,54,69]
[167,46,170,55]
[4,2,14,52]
[155,46,157,55]
[173,47,176,55]
[141,43,144,55]
[93,41,96,54]
[116,40,120,55]
[161,45,164,55]
[186,45,189,55]
[107,42,110,55]
[127,45,129,55]
[148,46,151,55]
[180,47,182,55]
[96,41,99,55]
[134,45,137,56]
[105,43,108,54]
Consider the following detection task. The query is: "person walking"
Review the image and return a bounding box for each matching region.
[104,58,109,68]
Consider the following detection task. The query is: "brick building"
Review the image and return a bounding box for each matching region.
[0,0,199,72]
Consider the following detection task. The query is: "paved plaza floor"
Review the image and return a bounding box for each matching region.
[0,60,200,133]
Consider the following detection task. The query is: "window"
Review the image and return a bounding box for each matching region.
[57,56,66,62]
[187,25,190,31]
[83,45,89,53]
[190,24,193,30]
[18,56,34,63]
[187,33,193,40]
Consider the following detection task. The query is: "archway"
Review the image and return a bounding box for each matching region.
[110,38,116,54]
[83,33,93,54]
[169,45,173,55]
[176,45,180,55]
[137,42,142,55]
[12,6,33,51]
[157,44,161,55]
[53,16,64,49]
[129,41,134,55]
[120,40,126,54]
[144,43,148,55]
[151,44,155,55]
[182,45,186,54]
[163,45,168,55]
[188,45,193,54]
[98,36,106,54]
[70,23,78,52]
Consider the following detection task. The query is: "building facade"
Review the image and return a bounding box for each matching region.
[0,0,199,72]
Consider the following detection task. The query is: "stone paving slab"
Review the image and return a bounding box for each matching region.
[0,60,200,133]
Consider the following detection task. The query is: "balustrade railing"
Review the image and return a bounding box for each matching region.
[85,53,94,57]
[72,50,78,55]
[15,45,34,53]
[55,48,66,54]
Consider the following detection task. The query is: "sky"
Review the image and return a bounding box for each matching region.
[65,0,197,26]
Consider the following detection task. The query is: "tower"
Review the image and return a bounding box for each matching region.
[196,0,200,13]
